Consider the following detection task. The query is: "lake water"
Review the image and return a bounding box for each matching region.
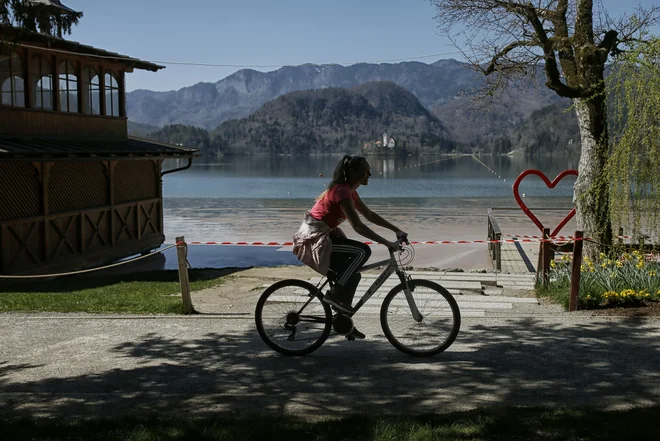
[155,154,580,269]
[162,154,580,200]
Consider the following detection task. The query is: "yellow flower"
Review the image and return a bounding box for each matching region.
[623,253,633,261]
[610,272,617,278]
[599,252,606,260]
[637,261,645,269]
[601,262,608,268]
[584,256,593,265]
[650,271,657,277]
[620,289,635,298]
[550,260,556,268]
[616,260,623,268]
[581,264,586,272]
[562,254,571,262]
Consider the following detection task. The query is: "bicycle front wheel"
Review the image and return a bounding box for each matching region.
[255,279,332,356]
[380,279,461,357]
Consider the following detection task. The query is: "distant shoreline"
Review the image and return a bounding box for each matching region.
[191,151,575,159]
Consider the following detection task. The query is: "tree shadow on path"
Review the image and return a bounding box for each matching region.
[1,316,659,419]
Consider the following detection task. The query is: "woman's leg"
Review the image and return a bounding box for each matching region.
[324,237,371,313]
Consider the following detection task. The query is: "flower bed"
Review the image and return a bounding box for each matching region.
[544,250,660,310]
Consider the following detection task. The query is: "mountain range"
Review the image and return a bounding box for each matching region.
[127,59,579,154]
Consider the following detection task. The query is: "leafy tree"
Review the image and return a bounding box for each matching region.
[429,0,659,254]
[1,1,82,38]
[606,36,660,248]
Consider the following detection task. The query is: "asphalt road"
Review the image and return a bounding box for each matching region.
[2,313,659,419]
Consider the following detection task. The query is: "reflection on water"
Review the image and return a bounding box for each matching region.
[162,155,580,199]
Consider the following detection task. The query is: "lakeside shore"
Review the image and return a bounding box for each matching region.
[163,197,578,270]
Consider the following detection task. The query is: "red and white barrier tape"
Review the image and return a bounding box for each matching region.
[185,237,586,246]
[504,234,633,240]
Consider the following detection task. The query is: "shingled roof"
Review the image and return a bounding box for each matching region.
[0,136,198,159]
[0,25,165,72]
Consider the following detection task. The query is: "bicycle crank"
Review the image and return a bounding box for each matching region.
[332,313,354,335]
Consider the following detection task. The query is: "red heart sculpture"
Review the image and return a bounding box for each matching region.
[513,169,578,237]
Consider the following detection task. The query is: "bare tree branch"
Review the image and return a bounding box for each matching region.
[521,3,582,98]
[575,0,595,45]
[484,39,537,74]
[551,0,579,86]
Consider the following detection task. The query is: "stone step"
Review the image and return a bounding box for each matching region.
[259,283,470,296]
[405,271,536,280]
[483,287,504,296]
[308,277,483,291]
[266,295,514,310]
[261,304,486,317]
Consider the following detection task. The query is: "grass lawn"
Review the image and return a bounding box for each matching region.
[0,268,239,314]
[2,406,660,440]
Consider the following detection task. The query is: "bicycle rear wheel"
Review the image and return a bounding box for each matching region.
[380,279,461,357]
[255,279,332,356]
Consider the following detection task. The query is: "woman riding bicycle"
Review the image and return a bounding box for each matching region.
[292,155,406,339]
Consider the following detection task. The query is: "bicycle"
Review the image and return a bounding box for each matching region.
[255,236,461,357]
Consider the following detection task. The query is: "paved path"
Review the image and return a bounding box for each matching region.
[2,298,659,418]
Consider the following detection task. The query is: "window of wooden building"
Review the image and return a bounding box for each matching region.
[31,55,54,110]
[59,61,78,113]
[105,72,120,117]
[1,52,26,107]
[83,66,101,115]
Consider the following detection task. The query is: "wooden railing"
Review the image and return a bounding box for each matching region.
[0,106,127,138]
[0,198,163,275]
[487,208,502,270]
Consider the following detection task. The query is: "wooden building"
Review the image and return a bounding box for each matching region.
[0,24,197,276]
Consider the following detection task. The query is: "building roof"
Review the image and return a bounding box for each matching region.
[0,25,165,72]
[0,136,199,159]
[27,0,78,14]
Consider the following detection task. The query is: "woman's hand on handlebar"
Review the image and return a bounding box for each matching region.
[396,230,409,244]
[386,241,401,254]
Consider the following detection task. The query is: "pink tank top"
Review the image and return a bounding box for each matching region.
[309,183,357,228]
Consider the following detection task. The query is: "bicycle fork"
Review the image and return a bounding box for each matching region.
[396,269,423,322]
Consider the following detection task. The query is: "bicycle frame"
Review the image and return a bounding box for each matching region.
[312,251,424,322]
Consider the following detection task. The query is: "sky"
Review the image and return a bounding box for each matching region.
[60,0,659,92]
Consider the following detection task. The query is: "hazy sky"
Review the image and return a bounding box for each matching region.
[61,0,659,92]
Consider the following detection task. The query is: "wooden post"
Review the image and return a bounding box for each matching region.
[24,48,33,109]
[176,236,194,314]
[495,232,502,271]
[569,231,584,311]
[487,209,493,255]
[618,227,624,246]
[542,228,551,287]
[52,55,60,111]
[99,67,106,116]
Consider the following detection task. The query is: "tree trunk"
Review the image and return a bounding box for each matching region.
[573,96,612,258]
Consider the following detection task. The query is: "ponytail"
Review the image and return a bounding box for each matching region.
[315,155,366,201]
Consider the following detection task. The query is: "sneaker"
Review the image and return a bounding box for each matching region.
[323,292,356,314]
[347,327,366,340]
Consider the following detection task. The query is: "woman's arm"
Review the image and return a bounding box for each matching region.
[339,199,399,252]
[355,195,403,234]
